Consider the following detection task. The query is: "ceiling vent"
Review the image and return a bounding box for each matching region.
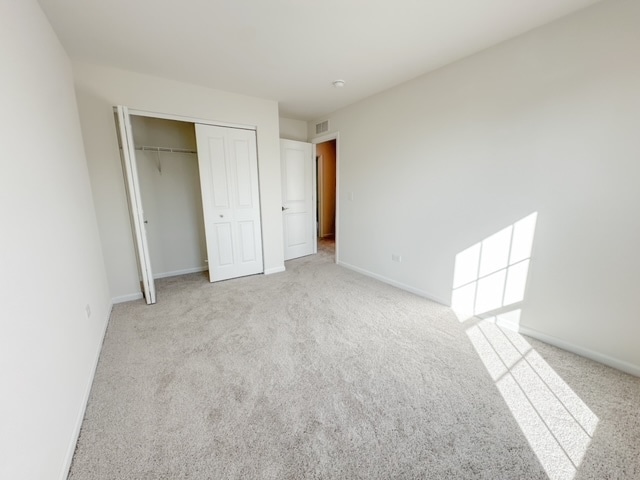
[315,120,329,135]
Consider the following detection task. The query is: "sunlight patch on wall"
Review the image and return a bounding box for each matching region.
[451,212,537,321]
[467,315,598,480]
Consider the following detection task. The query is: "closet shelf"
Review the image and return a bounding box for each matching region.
[135,145,197,154]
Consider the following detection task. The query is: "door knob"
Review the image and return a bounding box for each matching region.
[282,206,289,211]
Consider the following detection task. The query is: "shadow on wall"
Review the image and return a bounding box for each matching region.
[451,213,599,480]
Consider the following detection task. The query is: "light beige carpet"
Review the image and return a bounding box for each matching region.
[69,241,640,479]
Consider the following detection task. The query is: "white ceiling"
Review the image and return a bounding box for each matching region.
[38,0,602,121]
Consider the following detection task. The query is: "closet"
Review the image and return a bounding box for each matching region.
[130,116,207,280]
[114,106,264,305]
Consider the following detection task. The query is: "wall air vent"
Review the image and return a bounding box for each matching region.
[315,120,329,135]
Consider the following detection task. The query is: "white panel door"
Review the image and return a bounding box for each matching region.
[195,124,263,282]
[281,139,316,260]
[114,106,156,304]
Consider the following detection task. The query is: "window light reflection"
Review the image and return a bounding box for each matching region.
[451,212,538,321]
[466,315,599,480]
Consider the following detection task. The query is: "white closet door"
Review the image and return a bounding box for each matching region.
[195,124,264,282]
[281,139,316,260]
[114,106,156,304]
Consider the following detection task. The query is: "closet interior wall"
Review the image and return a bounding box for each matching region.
[130,116,207,279]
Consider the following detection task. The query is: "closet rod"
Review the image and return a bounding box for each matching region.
[135,145,197,154]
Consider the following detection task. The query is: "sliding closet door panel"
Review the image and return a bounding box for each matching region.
[195,124,263,282]
[114,106,156,304]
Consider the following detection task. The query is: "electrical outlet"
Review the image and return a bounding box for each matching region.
[392,253,402,263]
[85,304,91,319]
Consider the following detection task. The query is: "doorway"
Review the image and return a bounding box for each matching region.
[131,116,208,282]
[315,139,337,259]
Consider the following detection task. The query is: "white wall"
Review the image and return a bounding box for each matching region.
[310,0,640,374]
[131,116,207,278]
[279,116,308,141]
[74,64,285,301]
[0,1,112,479]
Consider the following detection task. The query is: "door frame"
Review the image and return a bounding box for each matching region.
[311,132,340,263]
[114,106,261,302]
[316,154,323,238]
[126,108,256,132]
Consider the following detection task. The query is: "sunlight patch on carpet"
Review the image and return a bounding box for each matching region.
[466,317,599,480]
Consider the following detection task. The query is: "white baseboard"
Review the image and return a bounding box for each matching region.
[337,261,450,306]
[494,316,521,332]
[112,292,143,304]
[264,266,286,275]
[478,306,523,332]
[518,325,640,377]
[154,266,208,279]
[59,301,113,480]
